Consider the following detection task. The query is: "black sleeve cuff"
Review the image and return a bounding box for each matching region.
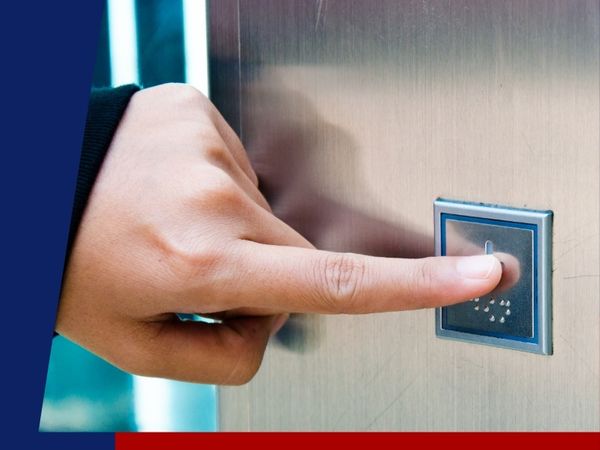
[54,85,139,338]
[67,84,140,256]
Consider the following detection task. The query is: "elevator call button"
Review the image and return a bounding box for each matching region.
[434,199,552,355]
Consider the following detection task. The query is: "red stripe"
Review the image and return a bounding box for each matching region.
[116,432,600,450]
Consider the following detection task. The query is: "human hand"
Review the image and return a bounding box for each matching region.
[57,83,501,384]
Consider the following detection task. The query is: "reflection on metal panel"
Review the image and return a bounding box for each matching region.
[211,0,600,431]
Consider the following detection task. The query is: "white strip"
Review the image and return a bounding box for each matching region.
[183,0,209,96]
[107,0,139,86]
[133,376,172,431]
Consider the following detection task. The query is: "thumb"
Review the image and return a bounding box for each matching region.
[127,314,286,385]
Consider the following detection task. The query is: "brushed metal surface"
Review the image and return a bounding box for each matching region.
[210,0,600,430]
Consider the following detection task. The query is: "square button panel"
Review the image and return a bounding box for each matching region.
[434,199,553,355]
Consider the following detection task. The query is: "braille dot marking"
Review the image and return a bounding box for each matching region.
[474,298,480,303]
[489,298,495,305]
[500,317,505,323]
[483,306,490,312]
[500,300,505,306]
[489,315,495,322]
[474,305,479,311]
[505,309,511,316]
[506,301,511,307]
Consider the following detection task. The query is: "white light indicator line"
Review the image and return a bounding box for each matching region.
[183,0,209,96]
[107,0,139,86]
[133,376,172,431]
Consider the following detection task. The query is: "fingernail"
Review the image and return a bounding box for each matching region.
[270,314,289,337]
[456,255,499,279]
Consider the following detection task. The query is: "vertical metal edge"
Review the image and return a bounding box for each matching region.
[538,211,553,355]
[208,0,243,431]
[207,0,242,136]
[434,199,443,336]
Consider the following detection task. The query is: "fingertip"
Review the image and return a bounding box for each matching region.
[489,255,503,286]
[455,254,501,280]
[454,255,502,301]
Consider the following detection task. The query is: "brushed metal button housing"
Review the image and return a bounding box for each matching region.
[434,199,553,355]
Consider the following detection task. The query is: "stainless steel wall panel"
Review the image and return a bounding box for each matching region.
[210,0,600,431]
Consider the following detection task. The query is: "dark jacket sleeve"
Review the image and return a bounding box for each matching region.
[67,84,140,256]
[55,85,139,337]
[55,85,140,337]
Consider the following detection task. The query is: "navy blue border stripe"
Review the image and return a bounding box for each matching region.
[440,213,539,344]
[1,0,113,448]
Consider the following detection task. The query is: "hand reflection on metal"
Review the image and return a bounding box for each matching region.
[242,86,433,351]
[246,86,432,258]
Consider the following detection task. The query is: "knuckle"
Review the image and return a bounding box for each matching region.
[145,227,225,289]
[197,169,245,210]
[168,245,224,288]
[137,83,204,109]
[315,253,365,313]
[202,143,237,174]
[164,82,204,103]
[179,173,245,218]
[204,143,228,164]
[412,260,435,298]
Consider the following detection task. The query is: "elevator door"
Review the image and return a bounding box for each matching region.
[209,0,599,431]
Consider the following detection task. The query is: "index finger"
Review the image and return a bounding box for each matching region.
[223,241,502,314]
